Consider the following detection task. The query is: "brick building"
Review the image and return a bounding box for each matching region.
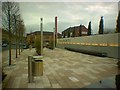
[62,25,88,38]
[26,31,61,47]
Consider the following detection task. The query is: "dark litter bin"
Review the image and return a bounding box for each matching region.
[32,59,43,76]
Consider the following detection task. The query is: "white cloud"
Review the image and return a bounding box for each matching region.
[19,2,118,34]
[2,0,120,2]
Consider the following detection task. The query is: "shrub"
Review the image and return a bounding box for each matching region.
[34,35,41,55]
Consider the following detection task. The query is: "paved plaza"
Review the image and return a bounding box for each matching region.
[2,48,119,88]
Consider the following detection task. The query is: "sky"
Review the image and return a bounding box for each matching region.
[18,1,119,34]
[19,2,119,34]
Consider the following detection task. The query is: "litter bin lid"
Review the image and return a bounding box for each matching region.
[33,56,43,59]
[34,60,43,62]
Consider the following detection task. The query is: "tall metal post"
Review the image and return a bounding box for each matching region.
[55,16,57,47]
[40,18,43,55]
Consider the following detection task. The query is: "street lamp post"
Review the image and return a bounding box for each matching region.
[40,18,43,55]
[55,16,57,47]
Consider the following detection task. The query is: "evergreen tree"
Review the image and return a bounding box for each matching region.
[88,21,91,35]
[98,16,104,34]
[116,10,120,33]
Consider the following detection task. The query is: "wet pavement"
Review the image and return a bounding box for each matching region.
[2,48,119,88]
[85,75,116,88]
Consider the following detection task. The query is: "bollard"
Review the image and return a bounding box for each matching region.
[28,55,33,83]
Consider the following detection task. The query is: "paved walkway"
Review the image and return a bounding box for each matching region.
[2,48,119,88]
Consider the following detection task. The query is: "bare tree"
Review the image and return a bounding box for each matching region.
[19,19,25,52]
[13,14,20,58]
[2,2,20,65]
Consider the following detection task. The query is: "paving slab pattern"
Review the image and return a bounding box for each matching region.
[2,48,119,88]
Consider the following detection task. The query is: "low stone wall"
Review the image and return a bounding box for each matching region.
[57,33,120,59]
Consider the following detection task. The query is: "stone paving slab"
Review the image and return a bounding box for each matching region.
[2,48,119,88]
